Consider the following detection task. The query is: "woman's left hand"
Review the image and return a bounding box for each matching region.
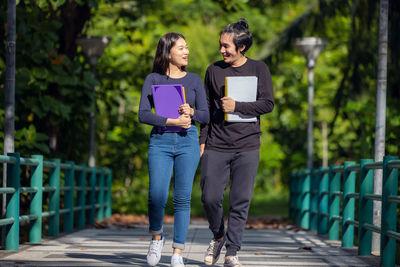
[179,103,194,117]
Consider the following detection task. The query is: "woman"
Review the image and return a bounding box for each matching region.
[139,32,209,267]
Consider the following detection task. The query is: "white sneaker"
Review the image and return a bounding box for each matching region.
[171,253,185,267]
[147,235,165,266]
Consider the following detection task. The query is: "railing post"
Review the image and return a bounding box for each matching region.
[301,170,310,229]
[48,159,60,236]
[289,172,292,220]
[89,167,96,225]
[289,172,296,222]
[63,162,74,232]
[318,168,329,235]
[380,155,398,267]
[358,159,374,255]
[295,171,301,225]
[6,153,20,251]
[105,169,112,218]
[310,169,318,231]
[342,161,356,248]
[328,164,340,240]
[96,168,105,222]
[77,164,86,229]
[30,155,43,243]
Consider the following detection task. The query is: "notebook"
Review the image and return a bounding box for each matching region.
[224,76,258,122]
[151,84,187,132]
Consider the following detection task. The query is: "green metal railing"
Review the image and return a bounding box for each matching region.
[289,155,399,267]
[0,153,112,251]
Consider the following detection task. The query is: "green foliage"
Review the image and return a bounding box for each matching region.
[265,0,400,183]
[1,0,399,217]
[84,0,317,214]
[1,0,98,160]
[15,125,50,154]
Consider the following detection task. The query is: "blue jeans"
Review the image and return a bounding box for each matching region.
[148,125,200,250]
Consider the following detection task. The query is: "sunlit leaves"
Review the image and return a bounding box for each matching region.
[15,124,50,154]
[31,67,49,79]
[1,0,399,215]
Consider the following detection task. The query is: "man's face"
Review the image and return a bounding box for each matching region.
[219,33,244,65]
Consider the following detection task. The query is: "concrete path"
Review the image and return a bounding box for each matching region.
[0,221,378,266]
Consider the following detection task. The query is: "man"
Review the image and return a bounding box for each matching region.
[200,18,274,267]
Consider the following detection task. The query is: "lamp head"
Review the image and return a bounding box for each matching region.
[295,37,327,68]
[76,36,111,65]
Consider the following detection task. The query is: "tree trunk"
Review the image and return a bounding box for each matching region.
[45,2,91,153]
[59,1,91,59]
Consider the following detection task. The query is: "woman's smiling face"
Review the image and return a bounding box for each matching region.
[169,37,189,68]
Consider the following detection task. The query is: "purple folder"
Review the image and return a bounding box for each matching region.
[152,84,188,132]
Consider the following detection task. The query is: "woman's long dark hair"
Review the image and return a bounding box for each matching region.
[220,18,252,55]
[152,32,186,75]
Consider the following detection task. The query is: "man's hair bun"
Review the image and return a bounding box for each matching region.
[237,18,249,29]
[220,18,252,55]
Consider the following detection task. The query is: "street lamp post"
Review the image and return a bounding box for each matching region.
[295,37,327,170]
[76,36,110,167]
[372,0,389,255]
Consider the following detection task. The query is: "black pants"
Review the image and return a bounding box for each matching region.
[200,149,259,256]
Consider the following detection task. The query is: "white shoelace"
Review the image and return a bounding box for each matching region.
[226,256,243,266]
[229,256,240,264]
[149,239,163,255]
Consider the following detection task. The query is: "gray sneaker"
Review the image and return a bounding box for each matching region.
[223,256,244,267]
[204,238,225,265]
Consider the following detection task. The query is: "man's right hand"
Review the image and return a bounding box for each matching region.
[200,144,205,157]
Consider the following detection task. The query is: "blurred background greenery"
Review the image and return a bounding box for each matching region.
[0,0,399,218]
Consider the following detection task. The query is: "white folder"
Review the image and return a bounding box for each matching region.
[225,76,258,122]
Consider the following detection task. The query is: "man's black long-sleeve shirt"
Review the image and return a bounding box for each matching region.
[199,58,274,152]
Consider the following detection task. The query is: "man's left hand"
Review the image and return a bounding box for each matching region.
[221,97,235,113]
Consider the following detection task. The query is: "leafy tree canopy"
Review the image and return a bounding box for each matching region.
[1,0,399,214]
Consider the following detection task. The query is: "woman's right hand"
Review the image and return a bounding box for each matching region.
[166,114,191,129]
[177,114,192,129]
